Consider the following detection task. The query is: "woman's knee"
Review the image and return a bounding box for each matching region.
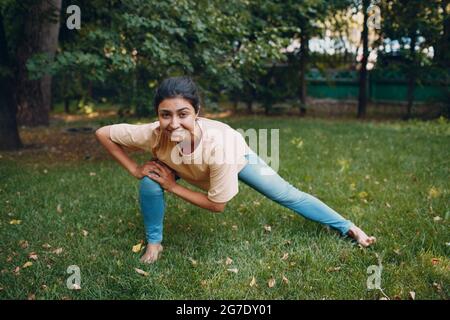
[139,176,164,196]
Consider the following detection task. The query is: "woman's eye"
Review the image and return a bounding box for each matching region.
[161,114,171,118]
[179,113,188,118]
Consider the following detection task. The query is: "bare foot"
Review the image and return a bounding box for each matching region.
[140,243,163,264]
[347,225,376,247]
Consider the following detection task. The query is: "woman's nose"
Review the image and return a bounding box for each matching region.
[169,117,180,129]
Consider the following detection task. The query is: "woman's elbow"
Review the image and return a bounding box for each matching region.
[95,126,110,140]
[210,201,227,213]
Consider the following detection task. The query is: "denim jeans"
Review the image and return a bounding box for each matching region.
[139,152,354,244]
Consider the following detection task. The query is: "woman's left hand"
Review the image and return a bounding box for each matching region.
[146,160,177,192]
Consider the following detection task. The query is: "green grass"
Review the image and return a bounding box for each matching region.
[0,116,449,300]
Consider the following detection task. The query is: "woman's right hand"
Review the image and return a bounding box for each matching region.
[132,160,159,179]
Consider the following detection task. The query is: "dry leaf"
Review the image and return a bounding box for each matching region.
[431,258,440,265]
[268,277,276,288]
[132,243,143,253]
[428,187,441,199]
[358,191,368,199]
[89,172,96,176]
[225,257,233,265]
[281,253,289,260]
[250,277,257,287]
[72,284,81,290]
[27,293,36,300]
[409,291,416,300]
[56,204,62,213]
[433,216,442,222]
[231,225,238,231]
[23,261,33,269]
[326,267,341,272]
[52,247,63,255]
[263,225,272,233]
[282,275,289,284]
[19,240,29,249]
[189,258,198,266]
[42,243,52,249]
[13,266,20,274]
[28,252,38,261]
[227,268,238,274]
[9,219,22,225]
[82,230,89,237]
[134,268,149,277]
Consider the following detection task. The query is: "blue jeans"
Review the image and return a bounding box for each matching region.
[139,152,354,243]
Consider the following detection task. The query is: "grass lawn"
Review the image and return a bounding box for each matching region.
[0,114,449,300]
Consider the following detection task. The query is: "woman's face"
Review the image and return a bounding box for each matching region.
[157,97,198,142]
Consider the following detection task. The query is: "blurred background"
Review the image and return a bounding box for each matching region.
[1,0,449,150]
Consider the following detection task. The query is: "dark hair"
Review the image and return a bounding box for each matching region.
[153,76,200,115]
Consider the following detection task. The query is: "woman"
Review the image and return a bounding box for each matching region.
[96,76,376,264]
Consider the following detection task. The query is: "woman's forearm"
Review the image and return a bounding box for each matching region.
[170,184,223,212]
[95,126,138,177]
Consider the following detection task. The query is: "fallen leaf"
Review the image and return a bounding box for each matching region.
[394,249,401,255]
[263,225,272,233]
[385,202,391,208]
[42,243,52,249]
[433,216,442,222]
[82,230,89,237]
[89,172,96,176]
[189,258,198,267]
[409,291,415,300]
[428,187,441,199]
[134,268,149,276]
[281,253,289,261]
[19,240,29,249]
[28,252,38,261]
[23,261,33,269]
[225,257,233,265]
[56,204,62,213]
[231,225,238,231]
[327,267,341,272]
[227,268,238,274]
[358,191,368,199]
[431,258,440,265]
[13,266,20,274]
[27,293,36,300]
[71,284,81,290]
[132,243,143,253]
[250,277,257,287]
[9,219,22,225]
[41,285,48,290]
[268,277,276,288]
[282,275,289,284]
[52,248,63,255]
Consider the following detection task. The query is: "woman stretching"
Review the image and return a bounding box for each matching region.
[96,76,376,263]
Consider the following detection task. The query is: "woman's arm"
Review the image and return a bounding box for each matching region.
[170,184,227,213]
[147,161,227,213]
[95,126,153,179]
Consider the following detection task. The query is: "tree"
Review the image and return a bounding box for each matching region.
[13,0,62,126]
[0,10,21,150]
[357,0,369,118]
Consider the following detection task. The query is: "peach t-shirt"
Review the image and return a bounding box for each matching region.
[109,117,251,203]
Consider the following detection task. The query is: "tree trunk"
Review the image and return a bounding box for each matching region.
[299,31,309,116]
[437,0,449,67]
[15,0,62,126]
[406,31,417,119]
[0,12,22,150]
[357,0,369,119]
